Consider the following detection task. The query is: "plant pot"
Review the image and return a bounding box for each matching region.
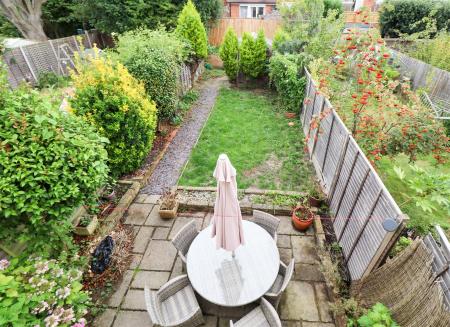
[308,196,323,207]
[102,189,116,201]
[284,112,296,119]
[159,201,179,219]
[74,215,98,236]
[291,206,314,231]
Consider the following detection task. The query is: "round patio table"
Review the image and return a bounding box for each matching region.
[186,220,280,307]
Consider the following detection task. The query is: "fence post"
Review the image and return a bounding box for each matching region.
[321,113,335,172]
[310,96,325,159]
[327,134,350,204]
[19,46,37,83]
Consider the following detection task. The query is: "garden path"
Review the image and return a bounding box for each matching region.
[141,76,227,195]
[94,198,335,327]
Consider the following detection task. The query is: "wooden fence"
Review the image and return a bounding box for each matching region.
[208,18,281,46]
[301,68,406,281]
[2,30,109,88]
[343,11,379,27]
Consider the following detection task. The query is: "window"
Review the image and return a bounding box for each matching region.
[239,4,265,18]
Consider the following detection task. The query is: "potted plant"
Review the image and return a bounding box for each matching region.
[158,190,179,219]
[74,215,98,236]
[308,186,324,207]
[101,179,116,201]
[292,203,315,231]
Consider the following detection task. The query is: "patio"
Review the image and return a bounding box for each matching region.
[94,193,335,327]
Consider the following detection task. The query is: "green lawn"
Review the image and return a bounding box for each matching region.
[179,87,315,192]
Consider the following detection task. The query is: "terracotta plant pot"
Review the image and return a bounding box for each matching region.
[284,112,296,119]
[308,196,322,207]
[292,206,314,231]
[159,201,179,219]
[74,215,98,236]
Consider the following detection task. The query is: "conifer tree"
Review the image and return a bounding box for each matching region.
[219,27,239,81]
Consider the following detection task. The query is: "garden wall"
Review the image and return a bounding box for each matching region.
[301,68,407,281]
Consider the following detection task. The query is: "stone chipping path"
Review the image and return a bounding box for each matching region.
[94,194,336,327]
[141,77,226,195]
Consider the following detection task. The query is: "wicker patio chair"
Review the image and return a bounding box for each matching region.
[230,298,282,327]
[264,258,295,310]
[252,210,280,242]
[172,220,199,270]
[144,274,204,327]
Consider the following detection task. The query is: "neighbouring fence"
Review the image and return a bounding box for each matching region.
[352,229,450,326]
[344,11,379,28]
[2,30,112,88]
[301,68,407,281]
[179,61,205,96]
[208,18,281,46]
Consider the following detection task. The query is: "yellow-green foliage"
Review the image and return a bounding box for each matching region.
[176,0,208,59]
[272,28,291,52]
[70,51,157,177]
[219,27,240,81]
[408,32,450,71]
[240,32,255,78]
[253,30,268,78]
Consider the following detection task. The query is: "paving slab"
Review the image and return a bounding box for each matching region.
[203,315,218,326]
[295,263,324,282]
[278,216,305,235]
[291,236,319,264]
[140,240,177,271]
[281,321,302,327]
[108,270,134,308]
[131,270,170,289]
[315,282,333,323]
[132,226,153,254]
[168,216,204,240]
[93,308,116,327]
[129,254,142,270]
[135,194,160,204]
[280,281,319,321]
[302,323,335,327]
[124,204,153,226]
[113,310,152,327]
[279,248,293,265]
[277,234,291,248]
[144,205,174,227]
[121,289,146,310]
[153,227,170,240]
[170,256,184,279]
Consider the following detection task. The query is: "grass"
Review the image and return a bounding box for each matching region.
[179,86,315,192]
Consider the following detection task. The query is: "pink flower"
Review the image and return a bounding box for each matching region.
[0,259,9,270]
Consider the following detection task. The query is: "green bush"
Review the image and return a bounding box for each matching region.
[175,0,208,59]
[36,71,68,90]
[240,32,256,78]
[70,54,157,177]
[407,31,450,71]
[219,27,239,81]
[272,28,291,53]
[0,255,90,326]
[380,0,450,38]
[0,84,108,251]
[252,30,268,78]
[269,53,306,112]
[323,0,343,17]
[192,0,223,25]
[353,303,398,327]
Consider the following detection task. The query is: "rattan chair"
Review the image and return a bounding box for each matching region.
[252,210,280,242]
[144,275,204,327]
[230,298,282,327]
[264,259,295,310]
[171,220,199,270]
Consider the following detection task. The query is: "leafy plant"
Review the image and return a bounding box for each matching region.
[407,31,450,71]
[36,71,68,90]
[192,0,223,26]
[272,28,291,53]
[175,0,208,60]
[70,50,157,177]
[0,80,108,251]
[0,255,89,326]
[349,303,399,327]
[219,27,239,81]
[78,216,93,228]
[160,190,178,210]
[390,236,413,257]
[252,29,268,78]
[323,0,343,17]
[269,53,306,112]
[240,32,256,78]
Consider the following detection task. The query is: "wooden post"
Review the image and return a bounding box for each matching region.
[310,96,326,159]
[19,46,37,82]
[327,135,350,204]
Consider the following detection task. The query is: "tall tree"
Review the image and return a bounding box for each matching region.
[0,0,48,40]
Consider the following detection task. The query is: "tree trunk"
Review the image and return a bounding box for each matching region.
[0,0,48,41]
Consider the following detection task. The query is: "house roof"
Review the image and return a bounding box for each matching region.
[226,0,276,4]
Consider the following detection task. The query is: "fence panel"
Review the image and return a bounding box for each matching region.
[302,68,406,280]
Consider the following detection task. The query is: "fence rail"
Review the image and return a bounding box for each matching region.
[301,68,406,280]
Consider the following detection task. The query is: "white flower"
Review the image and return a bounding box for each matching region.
[44,314,60,327]
[35,261,49,274]
[54,268,64,278]
[55,287,71,299]
[0,259,9,270]
[60,308,75,323]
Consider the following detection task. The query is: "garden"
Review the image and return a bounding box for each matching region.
[0,0,449,326]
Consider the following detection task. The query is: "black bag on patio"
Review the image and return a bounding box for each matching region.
[91,235,114,274]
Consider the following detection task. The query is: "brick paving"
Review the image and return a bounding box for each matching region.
[94,195,335,327]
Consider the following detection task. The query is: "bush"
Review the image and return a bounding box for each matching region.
[114,29,188,121]
[192,0,223,25]
[240,32,255,78]
[323,0,343,17]
[219,27,239,81]
[252,30,268,78]
[407,31,450,71]
[272,28,291,53]
[0,83,108,250]
[353,303,398,327]
[380,0,450,38]
[175,0,208,60]
[36,71,68,90]
[0,255,89,326]
[269,53,306,112]
[70,52,157,177]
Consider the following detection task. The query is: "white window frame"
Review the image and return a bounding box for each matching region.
[239,4,265,18]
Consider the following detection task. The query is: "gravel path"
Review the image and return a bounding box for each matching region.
[141,77,225,195]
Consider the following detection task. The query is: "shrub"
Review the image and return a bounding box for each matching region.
[252,30,268,78]
[269,53,306,112]
[192,0,223,25]
[175,0,208,60]
[380,0,450,38]
[36,71,68,90]
[323,0,343,17]
[219,27,239,81]
[0,83,108,250]
[354,303,398,327]
[70,52,157,177]
[240,32,256,78]
[407,31,450,71]
[272,28,291,53]
[0,255,90,326]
